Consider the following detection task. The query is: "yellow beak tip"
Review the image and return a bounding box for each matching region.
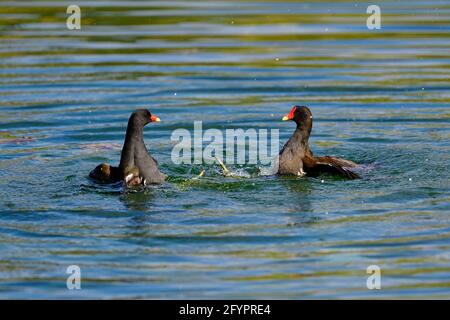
[155,117,161,122]
[282,116,289,121]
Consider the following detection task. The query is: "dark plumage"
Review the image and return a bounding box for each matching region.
[89,109,166,185]
[278,106,359,179]
[89,163,120,184]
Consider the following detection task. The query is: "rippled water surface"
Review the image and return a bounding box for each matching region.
[0,0,449,299]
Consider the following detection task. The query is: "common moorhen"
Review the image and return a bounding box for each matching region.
[278,105,359,179]
[89,109,166,185]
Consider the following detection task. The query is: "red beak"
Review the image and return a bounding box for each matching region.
[150,115,161,122]
[282,106,297,121]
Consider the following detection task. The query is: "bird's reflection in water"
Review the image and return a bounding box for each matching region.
[118,189,158,243]
[120,187,155,212]
[278,177,322,227]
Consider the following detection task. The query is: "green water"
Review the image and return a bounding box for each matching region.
[0,0,449,299]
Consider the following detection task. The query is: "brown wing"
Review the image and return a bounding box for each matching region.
[304,155,360,179]
[315,156,358,168]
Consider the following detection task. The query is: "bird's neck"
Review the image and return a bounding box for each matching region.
[125,121,144,144]
[294,123,311,144]
[119,119,145,170]
[293,123,313,156]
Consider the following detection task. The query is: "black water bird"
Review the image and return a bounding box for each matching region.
[89,109,166,185]
[278,105,359,179]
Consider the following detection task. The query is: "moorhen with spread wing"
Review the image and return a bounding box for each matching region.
[278,105,359,179]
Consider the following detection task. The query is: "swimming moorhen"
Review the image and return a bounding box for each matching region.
[89,109,166,185]
[278,106,359,179]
